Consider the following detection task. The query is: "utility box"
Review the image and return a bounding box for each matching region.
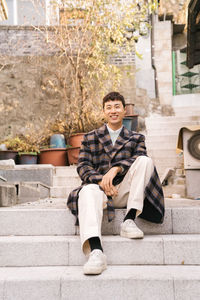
[182,129,200,198]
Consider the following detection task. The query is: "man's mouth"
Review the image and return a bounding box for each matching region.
[110,115,118,120]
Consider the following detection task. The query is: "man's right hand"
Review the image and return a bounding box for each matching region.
[98,166,120,197]
[99,180,118,197]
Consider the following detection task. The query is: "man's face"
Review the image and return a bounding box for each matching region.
[103,100,126,128]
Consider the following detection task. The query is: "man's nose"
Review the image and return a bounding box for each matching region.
[110,107,117,113]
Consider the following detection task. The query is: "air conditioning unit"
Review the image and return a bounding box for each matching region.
[183,129,200,168]
[182,128,200,199]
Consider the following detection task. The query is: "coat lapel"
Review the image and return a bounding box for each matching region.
[96,124,113,158]
[97,124,131,159]
[111,126,131,159]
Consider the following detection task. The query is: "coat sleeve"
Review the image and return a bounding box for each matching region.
[77,134,103,184]
[112,134,147,175]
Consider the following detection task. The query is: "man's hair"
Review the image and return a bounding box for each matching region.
[103,92,125,108]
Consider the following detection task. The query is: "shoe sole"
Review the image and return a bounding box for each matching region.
[83,264,107,275]
[120,230,144,239]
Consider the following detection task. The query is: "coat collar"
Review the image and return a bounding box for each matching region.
[96,124,132,159]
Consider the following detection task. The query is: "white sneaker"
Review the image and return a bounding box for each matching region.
[120,219,144,239]
[83,249,107,275]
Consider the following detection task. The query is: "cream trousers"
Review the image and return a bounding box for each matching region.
[78,156,154,255]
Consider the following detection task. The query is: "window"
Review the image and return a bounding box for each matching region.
[172,48,200,95]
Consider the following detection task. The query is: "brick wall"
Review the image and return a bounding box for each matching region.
[0,26,58,56]
[109,52,135,66]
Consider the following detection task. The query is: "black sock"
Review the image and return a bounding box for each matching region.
[124,208,137,222]
[88,236,103,252]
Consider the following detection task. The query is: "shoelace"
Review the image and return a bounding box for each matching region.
[124,219,135,227]
[89,250,103,260]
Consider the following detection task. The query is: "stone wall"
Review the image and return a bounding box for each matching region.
[153,20,173,107]
[0,26,154,140]
[0,56,69,140]
[135,34,156,99]
[159,0,189,25]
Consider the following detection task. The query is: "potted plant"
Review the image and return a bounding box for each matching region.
[16,136,40,165]
[0,137,24,163]
[0,135,40,164]
[67,109,104,164]
[38,117,70,166]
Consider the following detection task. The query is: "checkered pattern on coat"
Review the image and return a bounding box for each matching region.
[67,124,165,225]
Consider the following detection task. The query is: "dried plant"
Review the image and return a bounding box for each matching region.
[2,135,40,153]
[1,122,51,152]
[32,0,157,133]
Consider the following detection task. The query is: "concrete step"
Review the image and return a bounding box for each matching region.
[0,207,76,236]
[52,158,182,191]
[148,150,182,163]
[50,186,74,198]
[172,94,200,107]
[0,265,199,300]
[0,200,200,236]
[174,106,200,116]
[53,157,181,188]
[151,155,180,166]
[146,126,199,136]
[146,149,183,176]
[152,159,182,170]
[148,161,182,177]
[53,176,81,187]
[146,134,178,142]
[146,135,178,150]
[146,141,177,150]
[0,234,199,267]
[145,115,200,125]
[54,166,78,177]
[145,117,200,135]
[146,119,200,131]
[163,185,186,198]
[0,165,54,186]
[147,149,180,158]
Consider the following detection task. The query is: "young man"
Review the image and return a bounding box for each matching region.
[67,92,164,275]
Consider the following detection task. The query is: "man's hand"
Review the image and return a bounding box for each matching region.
[98,166,121,197]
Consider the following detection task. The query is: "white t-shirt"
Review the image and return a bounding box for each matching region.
[106,124,123,145]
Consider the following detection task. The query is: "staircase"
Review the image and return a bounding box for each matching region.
[0,166,200,299]
[145,115,200,178]
[50,166,81,198]
[145,115,200,199]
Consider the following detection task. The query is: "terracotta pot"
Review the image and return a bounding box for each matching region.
[125,103,135,116]
[39,148,68,166]
[0,150,18,163]
[68,133,85,148]
[67,147,80,165]
[18,153,38,164]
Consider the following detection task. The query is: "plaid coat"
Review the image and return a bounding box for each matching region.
[67,124,165,224]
